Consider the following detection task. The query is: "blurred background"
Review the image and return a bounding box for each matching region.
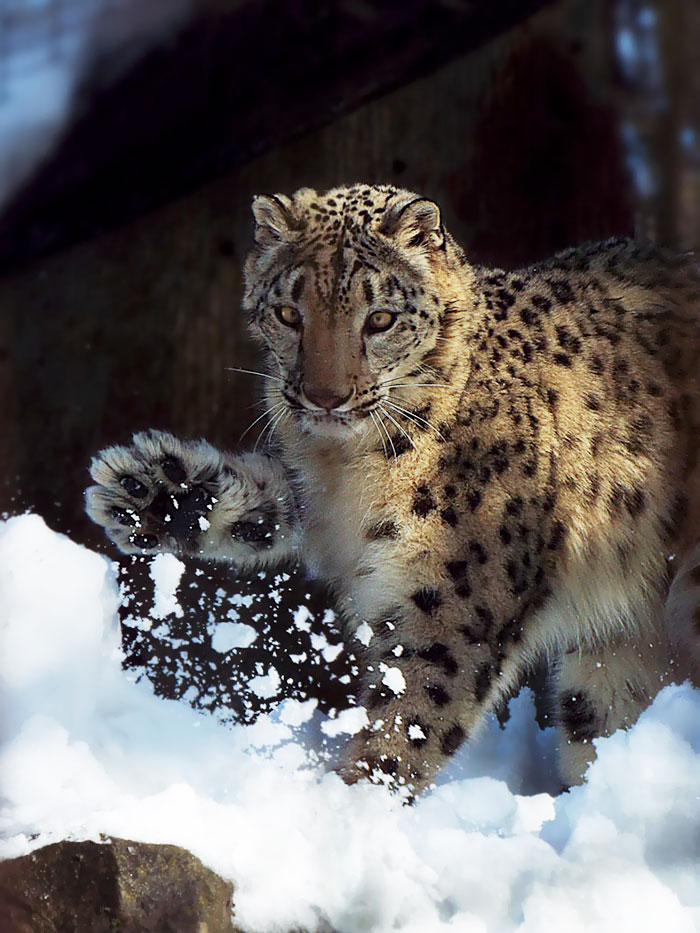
[0,0,698,722]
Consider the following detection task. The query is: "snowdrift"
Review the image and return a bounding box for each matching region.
[0,514,698,933]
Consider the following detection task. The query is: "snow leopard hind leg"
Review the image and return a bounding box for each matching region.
[664,541,700,685]
[553,634,671,786]
[85,429,297,567]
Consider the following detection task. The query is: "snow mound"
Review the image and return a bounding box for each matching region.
[1,515,698,933]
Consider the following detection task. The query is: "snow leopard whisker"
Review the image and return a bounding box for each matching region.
[369,411,388,459]
[375,407,397,461]
[225,367,284,384]
[377,403,416,451]
[254,405,288,453]
[383,400,446,442]
[240,401,286,445]
[384,383,451,389]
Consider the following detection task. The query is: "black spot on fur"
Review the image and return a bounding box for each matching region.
[531,294,552,311]
[446,560,467,580]
[391,434,413,457]
[548,521,566,551]
[366,520,399,540]
[552,352,572,367]
[474,605,494,630]
[499,525,512,545]
[625,486,646,518]
[378,757,401,780]
[440,506,458,527]
[466,489,482,511]
[607,483,625,514]
[559,693,598,742]
[474,662,493,702]
[505,496,523,516]
[425,683,451,707]
[542,489,556,512]
[440,724,465,757]
[412,588,442,614]
[625,414,654,456]
[555,325,581,353]
[549,279,575,305]
[367,686,394,710]
[412,486,437,517]
[469,541,488,564]
[418,643,459,677]
[488,440,511,474]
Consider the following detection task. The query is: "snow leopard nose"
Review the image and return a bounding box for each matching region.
[302,384,354,411]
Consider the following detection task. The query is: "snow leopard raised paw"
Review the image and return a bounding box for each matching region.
[86,430,296,565]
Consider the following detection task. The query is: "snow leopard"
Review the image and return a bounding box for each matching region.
[86,184,700,796]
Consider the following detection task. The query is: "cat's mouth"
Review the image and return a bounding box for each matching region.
[300,406,371,431]
[282,391,372,436]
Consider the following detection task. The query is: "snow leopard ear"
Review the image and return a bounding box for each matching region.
[380,196,444,250]
[251,194,299,247]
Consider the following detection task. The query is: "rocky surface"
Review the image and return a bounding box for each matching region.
[0,837,238,932]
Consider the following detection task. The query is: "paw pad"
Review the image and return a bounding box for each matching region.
[161,455,187,484]
[120,475,148,498]
[230,511,275,548]
[130,533,158,550]
[110,506,138,527]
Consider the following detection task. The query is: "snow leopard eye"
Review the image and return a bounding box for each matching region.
[276,306,301,328]
[365,310,396,334]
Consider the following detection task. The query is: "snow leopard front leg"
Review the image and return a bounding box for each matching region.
[86,430,297,567]
[336,591,525,796]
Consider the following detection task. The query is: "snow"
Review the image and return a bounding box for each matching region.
[321,707,370,739]
[355,621,373,646]
[149,552,185,619]
[248,666,281,700]
[380,663,407,696]
[1,514,699,933]
[211,621,259,653]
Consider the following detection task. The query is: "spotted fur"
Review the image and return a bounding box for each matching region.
[87,184,700,796]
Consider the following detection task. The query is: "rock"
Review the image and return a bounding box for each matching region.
[0,837,238,932]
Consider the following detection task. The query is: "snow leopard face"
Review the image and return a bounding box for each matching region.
[242,184,472,439]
